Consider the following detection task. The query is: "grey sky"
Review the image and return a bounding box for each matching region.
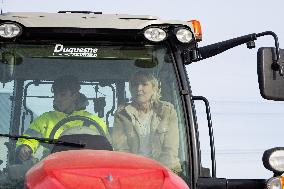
[5,0,284,178]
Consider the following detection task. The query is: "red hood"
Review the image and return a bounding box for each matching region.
[25,150,188,189]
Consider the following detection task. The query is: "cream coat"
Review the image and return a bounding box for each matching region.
[112,100,181,173]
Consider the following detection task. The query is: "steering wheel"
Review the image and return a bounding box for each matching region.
[49,115,106,139]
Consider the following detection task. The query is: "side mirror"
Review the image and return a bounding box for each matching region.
[257,47,284,100]
[262,147,284,176]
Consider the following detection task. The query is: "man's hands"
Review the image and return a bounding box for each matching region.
[17,145,32,162]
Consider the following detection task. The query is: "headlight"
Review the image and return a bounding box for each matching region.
[144,27,167,42]
[266,177,284,189]
[175,28,193,43]
[269,151,284,172]
[0,23,22,38]
[263,147,284,174]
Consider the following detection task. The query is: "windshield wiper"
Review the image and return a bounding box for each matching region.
[0,133,85,148]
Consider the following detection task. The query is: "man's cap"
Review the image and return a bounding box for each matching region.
[52,75,81,92]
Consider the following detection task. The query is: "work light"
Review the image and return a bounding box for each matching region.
[269,150,284,172]
[0,23,22,38]
[176,28,193,43]
[144,27,167,42]
[263,147,284,174]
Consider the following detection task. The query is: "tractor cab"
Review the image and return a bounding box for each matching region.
[0,12,194,188]
[0,11,283,189]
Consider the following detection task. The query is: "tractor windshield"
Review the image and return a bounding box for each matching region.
[0,43,189,186]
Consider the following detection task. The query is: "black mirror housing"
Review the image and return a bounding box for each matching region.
[257,47,284,100]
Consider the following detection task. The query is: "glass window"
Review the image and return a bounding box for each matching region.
[0,43,190,186]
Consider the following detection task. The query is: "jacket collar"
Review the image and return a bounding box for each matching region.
[124,104,139,119]
[124,101,162,117]
[124,103,161,133]
[55,110,85,117]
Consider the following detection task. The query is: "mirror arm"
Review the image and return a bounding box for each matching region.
[256,31,281,73]
[196,33,257,61]
[189,31,281,66]
[256,31,280,62]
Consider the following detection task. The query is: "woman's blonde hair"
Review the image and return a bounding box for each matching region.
[129,71,161,102]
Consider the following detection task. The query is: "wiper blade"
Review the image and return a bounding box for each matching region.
[0,133,85,148]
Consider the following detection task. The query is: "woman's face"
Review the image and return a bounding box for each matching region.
[131,77,155,104]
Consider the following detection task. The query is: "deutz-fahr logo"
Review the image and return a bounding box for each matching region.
[53,44,98,57]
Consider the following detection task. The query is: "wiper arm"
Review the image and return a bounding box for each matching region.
[0,133,85,148]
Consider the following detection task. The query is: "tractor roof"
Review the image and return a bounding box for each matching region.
[0,12,193,29]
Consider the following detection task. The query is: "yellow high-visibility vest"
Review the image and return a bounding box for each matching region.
[16,110,108,154]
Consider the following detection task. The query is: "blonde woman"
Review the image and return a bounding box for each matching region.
[112,71,181,173]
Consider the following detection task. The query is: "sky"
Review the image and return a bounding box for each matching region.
[5,0,284,179]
